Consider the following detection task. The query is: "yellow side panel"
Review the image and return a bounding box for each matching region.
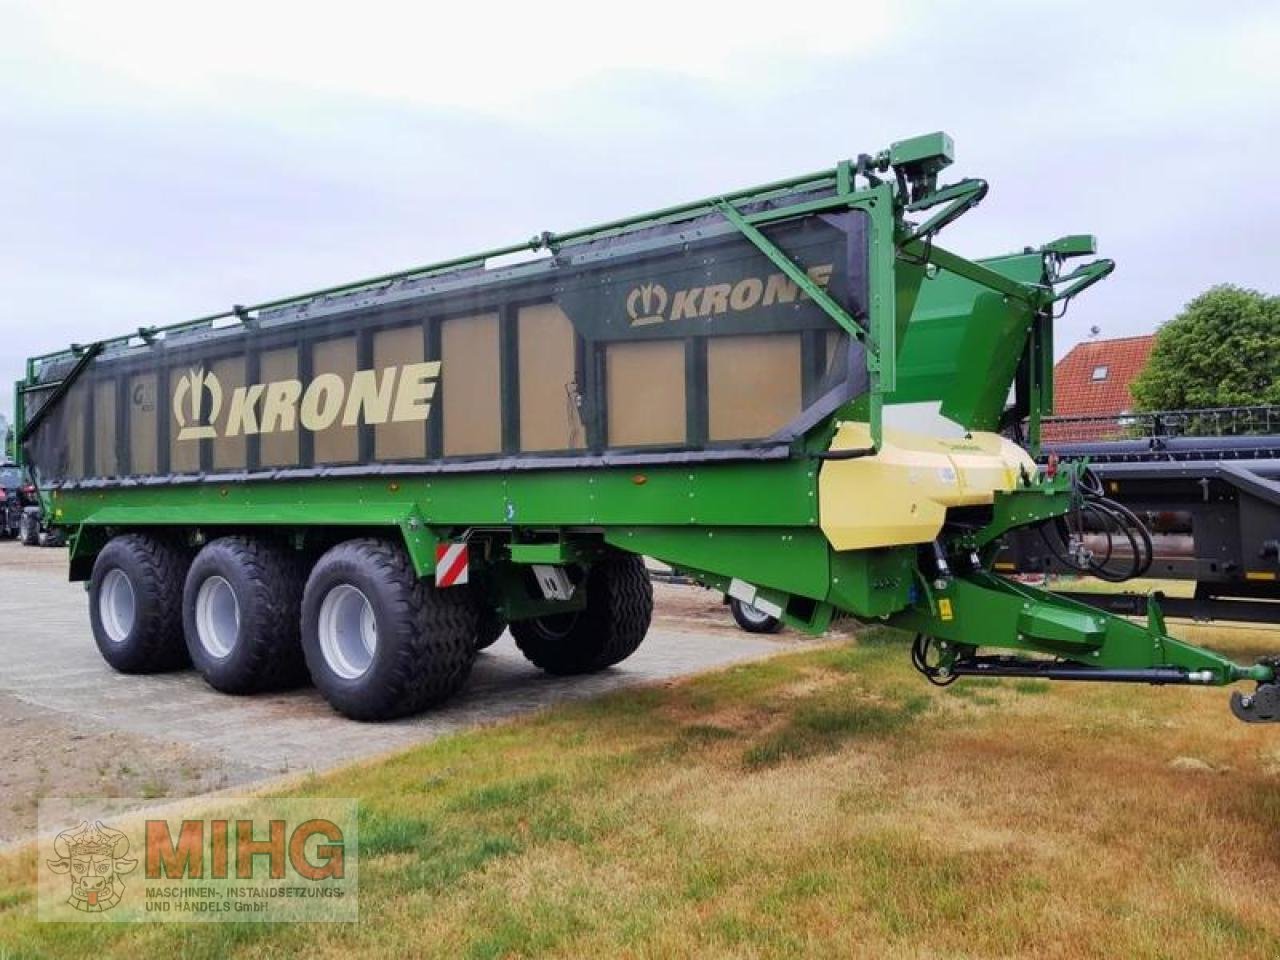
[518,304,583,452]
[211,355,247,471]
[825,330,847,377]
[819,422,1036,551]
[128,373,158,475]
[62,382,86,479]
[374,325,427,461]
[169,364,202,475]
[606,340,686,447]
[946,433,1032,506]
[442,313,501,457]
[92,380,117,477]
[706,333,801,442]
[312,337,358,464]
[258,349,299,468]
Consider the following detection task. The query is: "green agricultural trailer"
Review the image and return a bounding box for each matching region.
[15,133,1280,722]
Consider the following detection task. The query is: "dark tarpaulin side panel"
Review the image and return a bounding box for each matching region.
[25,209,869,489]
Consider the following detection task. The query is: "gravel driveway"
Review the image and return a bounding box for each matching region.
[0,540,800,842]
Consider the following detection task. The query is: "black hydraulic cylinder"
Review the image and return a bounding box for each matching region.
[948,657,1195,685]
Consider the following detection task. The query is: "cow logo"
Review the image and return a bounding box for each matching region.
[172,367,223,441]
[626,282,669,327]
[47,820,137,913]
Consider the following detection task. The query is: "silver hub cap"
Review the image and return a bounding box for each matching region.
[99,569,136,643]
[195,575,240,659]
[318,585,377,680]
[738,600,775,626]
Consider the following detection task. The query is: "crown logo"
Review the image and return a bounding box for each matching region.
[626,282,669,327]
[172,367,223,441]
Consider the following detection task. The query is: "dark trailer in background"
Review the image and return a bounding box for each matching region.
[998,408,1280,624]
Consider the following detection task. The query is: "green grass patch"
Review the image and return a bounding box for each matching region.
[678,657,805,711]
[358,808,437,857]
[465,905,585,960]
[1012,679,1052,695]
[944,684,1000,705]
[447,774,560,814]
[743,693,930,769]
[0,890,31,914]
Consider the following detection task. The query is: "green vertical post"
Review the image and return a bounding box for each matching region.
[867,183,897,448]
[9,379,19,464]
[1027,320,1042,456]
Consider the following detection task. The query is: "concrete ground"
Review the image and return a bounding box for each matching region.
[0,539,804,843]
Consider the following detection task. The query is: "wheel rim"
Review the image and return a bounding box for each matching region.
[99,569,136,644]
[318,584,377,680]
[737,599,775,627]
[195,575,240,659]
[534,610,579,641]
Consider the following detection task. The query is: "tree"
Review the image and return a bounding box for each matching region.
[1130,285,1280,411]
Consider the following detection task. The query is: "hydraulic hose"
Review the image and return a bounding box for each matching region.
[1038,467,1154,582]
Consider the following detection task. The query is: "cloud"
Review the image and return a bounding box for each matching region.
[5,1,905,113]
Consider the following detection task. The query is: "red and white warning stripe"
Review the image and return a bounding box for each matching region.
[435,542,469,587]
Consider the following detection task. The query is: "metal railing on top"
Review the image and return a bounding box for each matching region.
[1039,406,1280,444]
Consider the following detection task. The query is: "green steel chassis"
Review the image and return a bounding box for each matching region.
[16,132,1280,722]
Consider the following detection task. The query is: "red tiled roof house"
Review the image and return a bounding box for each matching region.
[1047,335,1155,441]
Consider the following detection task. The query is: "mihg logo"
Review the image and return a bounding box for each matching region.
[38,798,359,923]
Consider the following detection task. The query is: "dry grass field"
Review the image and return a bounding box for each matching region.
[2,620,1279,959]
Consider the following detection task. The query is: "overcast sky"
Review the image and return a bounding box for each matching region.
[2,0,1277,423]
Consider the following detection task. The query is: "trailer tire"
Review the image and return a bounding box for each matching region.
[183,537,307,694]
[20,509,40,547]
[474,596,506,651]
[89,534,191,673]
[301,538,478,721]
[729,596,783,634]
[511,552,652,675]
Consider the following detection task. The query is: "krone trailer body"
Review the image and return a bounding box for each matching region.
[16,133,1280,722]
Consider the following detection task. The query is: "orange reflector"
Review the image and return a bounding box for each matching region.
[1245,571,1277,581]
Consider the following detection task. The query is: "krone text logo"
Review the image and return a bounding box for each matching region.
[172,361,441,442]
[624,264,834,327]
